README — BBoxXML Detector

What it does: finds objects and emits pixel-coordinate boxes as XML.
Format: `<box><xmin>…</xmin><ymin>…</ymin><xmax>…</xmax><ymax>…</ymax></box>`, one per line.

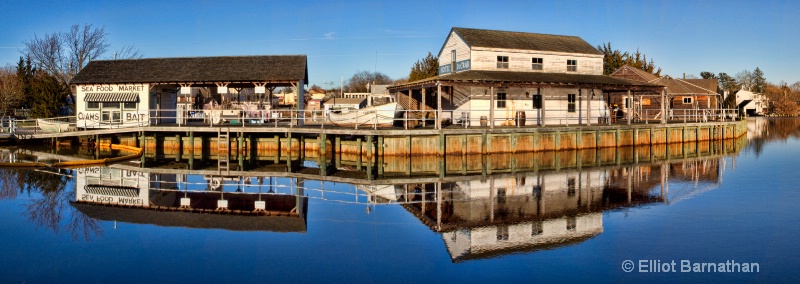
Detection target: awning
<box><xmin>84</xmin><ymin>185</ymin><xmax>140</xmax><ymax>197</ymax></box>
<box><xmin>84</xmin><ymin>93</ymin><xmax>139</xmax><ymax>102</ymax></box>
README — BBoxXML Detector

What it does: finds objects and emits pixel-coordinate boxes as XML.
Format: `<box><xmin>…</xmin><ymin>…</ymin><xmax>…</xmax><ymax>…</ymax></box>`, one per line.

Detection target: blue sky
<box><xmin>1</xmin><ymin>0</ymin><xmax>798</xmax><ymax>87</ymax></box>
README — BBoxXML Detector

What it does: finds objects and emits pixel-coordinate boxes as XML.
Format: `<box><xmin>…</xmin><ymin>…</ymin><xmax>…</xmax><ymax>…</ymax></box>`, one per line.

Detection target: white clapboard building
<box><xmin>390</xmin><ymin>27</ymin><xmax>662</xmax><ymax>127</ymax></box>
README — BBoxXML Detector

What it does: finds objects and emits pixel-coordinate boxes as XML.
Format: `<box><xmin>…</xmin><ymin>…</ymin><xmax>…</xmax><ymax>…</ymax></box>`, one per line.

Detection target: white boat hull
<box><xmin>328</xmin><ymin>102</ymin><xmax>402</xmax><ymax>127</ymax></box>
<box><xmin>37</xmin><ymin>119</ymin><xmax>71</xmax><ymax>132</ymax></box>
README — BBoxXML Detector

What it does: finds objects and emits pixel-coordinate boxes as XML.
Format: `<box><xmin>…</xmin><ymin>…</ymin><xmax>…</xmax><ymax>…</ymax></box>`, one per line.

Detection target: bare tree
<box><xmin>113</xmin><ymin>44</ymin><xmax>144</xmax><ymax>60</ymax></box>
<box><xmin>346</xmin><ymin>70</ymin><xmax>392</xmax><ymax>93</ymax></box>
<box><xmin>0</xmin><ymin>67</ymin><xmax>24</xmax><ymax>120</ymax></box>
<box><xmin>22</xmin><ymin>24</ymin><xmax>111</xmax><ymax>87</ymax></box>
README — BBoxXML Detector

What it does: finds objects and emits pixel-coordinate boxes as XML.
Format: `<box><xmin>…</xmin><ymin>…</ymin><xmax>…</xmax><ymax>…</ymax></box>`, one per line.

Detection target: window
<box><xmin>532</xmin><ymin>94</ymin><xmax>542</xmax><ymax>109</ymax></box>
<box><xmin>123</xmin><ymin>102</ymin><xmax>137</xmax><ymax>109</ymax></box>
<box><xmin>87</xmin><ymin>102</ymin><xmax>100</xmax><ymax>110</ymax></box>
<box><xmin>102</xmin><ymin>102</ymin><xmax>120</xmax><ymax>108</ymax></box>
<box><xmin>451</xmin><ymin>49</ymin><xmax>456</xmax><ymax>69</ymax></box>
<box><xmin>532</xmin><ymin>57</ymin><xmax>543</xmax><ymax>70</ymax></box>
<box><xmin>497</xmin><ymin>56</ymin><xmax>509</xmax><ymax>68</ymax></box>
<box><xmin>497</xmin><ymin>92</ymin><xmax>507</xmax><ymax>108</ymax></box>
<box><xmin>497</xmin><ymin>188</ymin><xmax>506</xmax><ymax>205</ymax></box>
<box><xmin>566</xmin><ymin>216</ymin><xmax>577</xmax><ymax>231</ymax></box>
<box><xmin>497</xmin><ymin>225</ymin><xmax>509</xmax><ymax>241</ymax></box>
<box><xmin>532</xmin><ymin>221</ymin><xmax>543</xmax><ymax>236</ymax></box>
<box><xmin>683</xmin><ymin>97</ymin><xmax>693</xmax><ymax>104</ymax></box>
<box><xmin>567</xmin><ymin>177</ymin><xmax>576</xmax><ymax>197</ymax></box>
<box><xmin>567</xmin><ymin>59</ymin><xmax>577</xmax><ymax>72</ymax></box>
<box><xmin>567</xmin><ymin>94</ymin><xmax>576</xmax><ymax>112</ymax></box>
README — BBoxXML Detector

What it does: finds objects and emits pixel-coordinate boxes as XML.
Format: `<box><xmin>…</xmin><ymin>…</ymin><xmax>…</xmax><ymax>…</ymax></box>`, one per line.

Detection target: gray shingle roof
<box><xmin>390</xmin><ymin>70</ymin><xmax>663</xmax><ymax>91</ymax></box>
<box><xmin>452</xmin><ymin>27</ymin><xmax>603</xmax><ymax>55</ymax></box>
<box><xmin>70</xmin><ymin>55</ymin><xmax>308</xmax><ymax>85</ymax></box>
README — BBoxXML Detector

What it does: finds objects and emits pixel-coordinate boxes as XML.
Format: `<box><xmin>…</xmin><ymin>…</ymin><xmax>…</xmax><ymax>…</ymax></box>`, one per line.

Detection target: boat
<box><xmin>37</xmin><ymin>119</ymin><xmax>71</xmax><ymax>132</ymax></box>
<box><xmin>327</xmin><ymin>95</ymin><xmax>403</xmax><ymax>127</ymax></box>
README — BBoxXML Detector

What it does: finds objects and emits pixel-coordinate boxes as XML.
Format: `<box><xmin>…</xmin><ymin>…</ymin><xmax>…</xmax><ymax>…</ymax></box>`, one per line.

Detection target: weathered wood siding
<box><xmin>469</xmin><ymin>49</ymin><xmax>603</xmax><ymax>75</ymax></box>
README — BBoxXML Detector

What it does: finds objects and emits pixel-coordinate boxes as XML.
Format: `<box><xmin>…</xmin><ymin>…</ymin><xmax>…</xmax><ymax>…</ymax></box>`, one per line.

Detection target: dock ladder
<box><xmin>217</xmin><ymin>127</ymin><xmax>230</xmax><ymax>174</ymax></box>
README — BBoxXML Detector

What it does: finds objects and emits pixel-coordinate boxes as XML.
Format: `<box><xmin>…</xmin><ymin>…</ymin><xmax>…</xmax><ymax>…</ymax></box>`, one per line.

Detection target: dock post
<box><xmin>176</xmin><ymin>134</ymin><xmax>181</xmax><ymax>162</ymax></box>
<box><xmin>249</xmin><ymin>134</ymin><xmax>256</xmax><ymax>167</ymax></box>
<box><xmin>377</xmin><ymin>136</ymin><xmax>383</xmax><ymax>177</ymax></box>
<box><xmin>287</xmin><ymin>132</ymin><xmax>293</xmax><ymax>172</ymax></box>
<box><xmin>482</xmin><ymin>132</ymin><xmax>488</xmax><ymax>155</ymax></box>
<box><xmin>320</xmin><ymin>133</ymin><xmax>327</xmax><ymax>176</ymax></box>
<box><xmin>335</xmin><ymin>135</ymin><xmax>341</xmax><ymax>169</ymax></box>
<box><xmin>139</xmin><ymin>132</ymin><xmax>146</xmax><ymax>167</ymax></box>
<box><xmin>238</xmin><ymin>132</ymin><xmax>245</xmax><ymax>170</ymax></box>
<box><xmin>188</xmin><ymin>131</ymin><xmax>194</xmax><ymax>170</ymax></box>
<box><xmin>356</xmin><ymin>137</ymin><xmax>362</xmax><ymax>172</ymax></box>
<box><xmin>366</xmin><ymin>135</ymin><xmax>373</xmax><ymax>180</ymax></box>
<box><xmin>274</xmin><ymin>134</ymin><xmax>280</xmax><ymax>165</ymax></box>
<box><xmin>555</xmin><ymin>131</ymin><xmax>561</xmax><ymax>151</ymax></box>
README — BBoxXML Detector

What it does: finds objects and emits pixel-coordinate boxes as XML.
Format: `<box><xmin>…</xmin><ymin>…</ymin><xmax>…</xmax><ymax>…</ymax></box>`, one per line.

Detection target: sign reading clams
<box><xmin>77</xmin><ymin>83</ymin><xmax>149</xmax><ymax>129</ymax></box>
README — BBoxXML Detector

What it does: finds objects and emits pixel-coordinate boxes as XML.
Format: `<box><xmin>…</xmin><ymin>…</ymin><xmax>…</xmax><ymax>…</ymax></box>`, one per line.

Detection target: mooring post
<box><xmin>320</xmin><ymin>133</ymin><xmax>327</xmax><ymax>176</ymax></box>
<box><xmin>274</xmin><ymin>134</ymin><xmax>280</xmax><ymax>165</ymax></box>
<box><xmin>287</xmin><ymin>132</ymin><xmax>293</xmax><ymax>172</ymax></box>
<box><xmin>140</xmin><ymin>132</ymin><xmax>146</xmax><ymax>167</ymax></box>
<box><xmin>335</xmin><ymin>135</ymin><xmax>341</xmax><ymax>169</ymax></box>
<box><xmin>238</xmin><ymin>132</ymin><xmax>245</xmax><ymax>171</ymax></box>
<box><xmin>188</xmin><ymin>131</ymin><xmax>194</xmax><ymax>170</ymax></box>
<box><xmin>366</xmin><ymin>135</ymin><xmax>373</xmax><ymax>180</ymax></box>
<box><xmin>377</xmin><ymin>136</ymin><xmax>383</xmax><ymax>177</ymax></box>
<box><xmin>175</xmin><ymin>134</ymin><xmax>181</xmax><ymax>162</ymax></box>
<box><xmin>356</xmin><ymin>137</ymin><xmax>362</xmax><ymax>172</ymax></box>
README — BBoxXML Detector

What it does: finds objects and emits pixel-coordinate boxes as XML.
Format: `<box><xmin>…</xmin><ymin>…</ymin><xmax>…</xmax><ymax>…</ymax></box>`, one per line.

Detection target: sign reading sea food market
<box><xmin>76</xmin><ymin>83</ymin><xmax>150</xmax><ymax>128</ymax></box>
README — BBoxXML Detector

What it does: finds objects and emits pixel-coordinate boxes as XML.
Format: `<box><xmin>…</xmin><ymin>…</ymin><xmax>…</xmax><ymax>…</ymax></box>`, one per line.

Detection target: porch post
<box><xmin>421</xmin><ymin>88</ymin><xmax>427</xmax><ymax>127</ymax></box>
<box><xmin>661</xmin><ymin>89</ymin><xmax>667</xmax><ymax>124</ymax></box>
<box><xmin>586</xmin><ymin>88</ymin><xmax>592</xmax><ymax>126</ymax></box>
<box><xmin>436</xmin><ymin>83</ymin><xmax>442</xmax><ymax>130</ymax></box>
<box><xmin>297</xmin><ymin>79</ymin><xmax>305</xmax><ymax>126</ymax></box>
<box><xmin>627</xmin><ymin>90</ymin><xmax>632</xmax><ymax>125</ymax></box>
<box><xmin>489</xmin><ymin>86</ymin><xmax>495</xmax><ymax>129</ymax></box>
<box><xmin>578</xmin><ymin>88</ymin><xmax>583</xmax><ymax>125</ymax></box>
<box><xmin>540</xmin><ymin>87</ymin><xmax>546</xmax><ymax>127</ymax></box>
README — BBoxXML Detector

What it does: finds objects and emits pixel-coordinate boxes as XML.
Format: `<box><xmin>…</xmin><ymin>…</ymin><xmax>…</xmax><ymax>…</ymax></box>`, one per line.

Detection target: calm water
<box><xmin>1</xmin><ymin>118</ymin><xmax>799</xmax><ymax>283</ymax></box>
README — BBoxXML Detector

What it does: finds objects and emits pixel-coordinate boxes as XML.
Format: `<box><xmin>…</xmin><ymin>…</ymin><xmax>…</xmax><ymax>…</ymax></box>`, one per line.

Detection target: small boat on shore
<box><xmin>327</xmin><ymin>95</ymin><xmax>403</xmax><ymax>127</ymax></box>
<box><xmin>37</xmin><ymin>119</ymin><xmax>71</xmax><ymax>133</ymax></box>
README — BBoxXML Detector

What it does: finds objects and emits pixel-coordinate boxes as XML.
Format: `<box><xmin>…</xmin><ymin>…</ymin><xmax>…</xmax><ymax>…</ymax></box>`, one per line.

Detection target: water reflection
<box><xmin>72</xmin><ymin>167</ymin><xmax>308</xmax><ymax>232</ymax></box>
<box><xmin>1</xmin><ymin>137</ymin><xmax>734</xmax><ymax>258</ymax></box>
<box><xmin>745</xmin><ymin>117</ymin><xmax>800</xmax><ymax>156</ymax></box>
<box><xmin>389</xmin><ymin>157</ymin><xmax>723</xmax><ymax>262</ymax></box>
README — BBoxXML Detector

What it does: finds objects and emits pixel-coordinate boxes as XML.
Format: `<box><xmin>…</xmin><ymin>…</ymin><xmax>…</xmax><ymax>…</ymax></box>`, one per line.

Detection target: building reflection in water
<box><xmin>8</xmin><ymin>140</ymin><xmax>730</xmax><ymax>257</ymax></box>
<box><xmin>71</xmin><ymin>167</ymin><xmax>308</xmax><ymax>232</ymax></box>
<box><xmin>365</xmin><ymin>157</ymin><xmax>724</xmax><ymax>262</ymax></box>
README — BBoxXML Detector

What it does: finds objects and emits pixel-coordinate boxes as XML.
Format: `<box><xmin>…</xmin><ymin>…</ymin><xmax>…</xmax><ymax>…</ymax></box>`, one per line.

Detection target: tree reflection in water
<box><xmin>0</xmin><ymin>168</ymin><xmax>101</xmax><ymax>240</ymax></box>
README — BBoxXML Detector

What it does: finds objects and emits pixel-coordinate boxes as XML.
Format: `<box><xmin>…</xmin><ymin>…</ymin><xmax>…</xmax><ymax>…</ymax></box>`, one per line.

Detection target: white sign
<box><xmin>217</xmin><ymin>86</ymin><xmax>228</xmax><ymax>94</ymax></box>
<box><xmin>255</xmin><ymin>86</ymin><xmax>266</xmax><ymax>94</ymax></box>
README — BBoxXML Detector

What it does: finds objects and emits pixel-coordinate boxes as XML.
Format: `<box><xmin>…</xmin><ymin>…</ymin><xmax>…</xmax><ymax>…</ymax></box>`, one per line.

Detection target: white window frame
<box><xmin>532</xmin><ymin>57</ymin><xmax>543</xmax><ymax>70</ymax></box>
<box><xmin>567</xmin><ymin>59</ymin><xmax>577</xmax><ymax>72</ymax></box>
<box><xmin>497</xmin><ymin>56</ymin><xmax>509</xmax><ymax>69</ymax></box>
<box><xmin>683</xmin><ymin>97</ymin><xmax>693</xmax><ymax>104</ymax></box>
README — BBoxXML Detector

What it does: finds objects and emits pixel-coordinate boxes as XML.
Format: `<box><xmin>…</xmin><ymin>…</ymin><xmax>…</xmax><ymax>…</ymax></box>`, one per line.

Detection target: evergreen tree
<box><xmin>409</xmin><ymin>52</ymin><xmax>439</xmax><ymax>82</ymax></box>
<box><xmin>597</xmin><ymin>43</ymin><xmax>661</xmax><ymax>76</ymax></box>
<box><xmin>29</xmin><ymin>73</ymin><xmax>68</xmax><ymax>118</ymax></box>
<box><xmin>752</xmin><ymin>67</ymin><xmax>766</xmax><ymax>94</ymax></box>
<box><xmin>16</xmin><ymin>56</ymin><xmax>36</xmax><ymax>109</ymax></box>
<box><xmin>700</xmin><ymin>72</ymin><xmax>717</xmax><ymax>80</ymax></box>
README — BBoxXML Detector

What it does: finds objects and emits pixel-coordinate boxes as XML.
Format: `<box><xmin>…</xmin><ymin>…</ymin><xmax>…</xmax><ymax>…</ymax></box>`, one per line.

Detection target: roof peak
<box><xmin>91</xmin><ymin>54</ymin><xmax>307</xmax><ymax>63</ymax></box>
<box><xmin>452</xmin><ymin>27</ymin><xmax>583</xmax><ymax>39</ymax></box>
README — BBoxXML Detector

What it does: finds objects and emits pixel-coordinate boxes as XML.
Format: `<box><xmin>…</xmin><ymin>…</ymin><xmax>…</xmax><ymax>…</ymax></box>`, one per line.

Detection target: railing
<box><xmin>5</xmin><ymin>107</ymin><xmax>741</xmax><ymax>135</ymax></box>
